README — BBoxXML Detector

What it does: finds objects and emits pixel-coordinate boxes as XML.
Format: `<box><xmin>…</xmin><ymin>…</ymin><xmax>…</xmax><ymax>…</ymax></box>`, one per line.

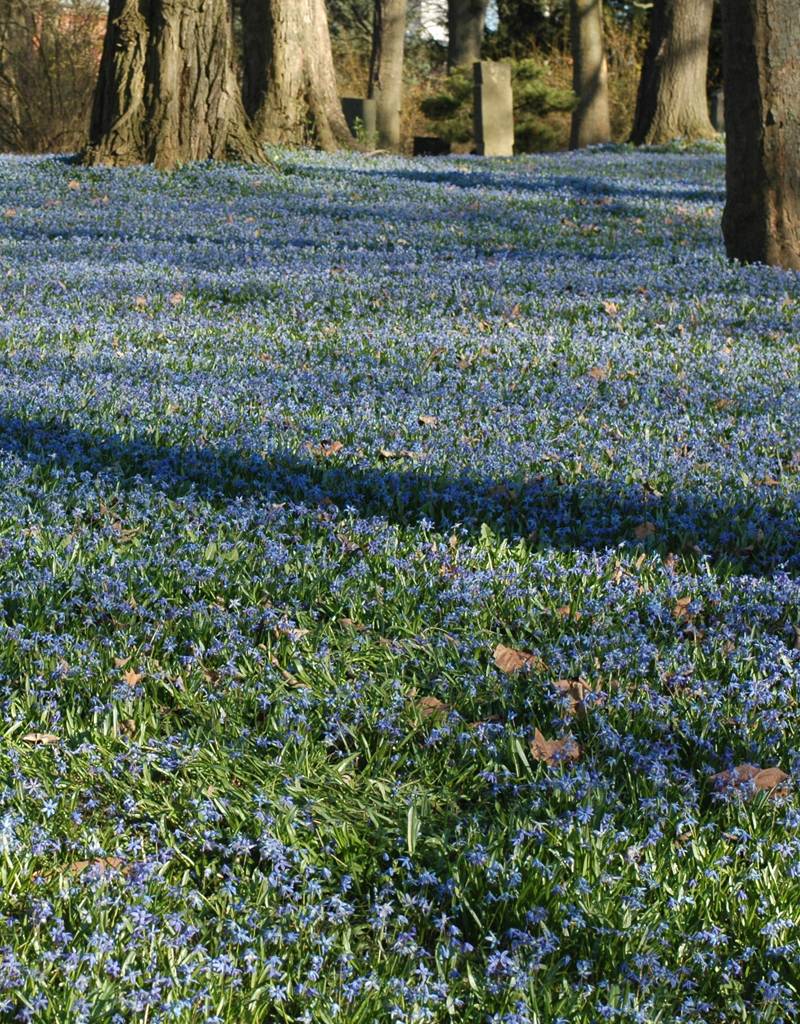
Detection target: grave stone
<box><xmin>473</xmin><ymin>61</ymin><xmax>514</xmax><ymax>157</ymax></box>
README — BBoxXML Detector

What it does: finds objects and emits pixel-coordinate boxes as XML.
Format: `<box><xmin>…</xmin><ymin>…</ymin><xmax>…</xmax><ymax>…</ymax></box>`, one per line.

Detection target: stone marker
<box><xmin>341</xmin><ymin>98</ymin><xmax>377</xmax><ymax>142</ymax></box>
<box><xmin>473</xmin><ymin>61</ymin><xmax>514</xmax><ymax>157</ymax></box>
<box><xmin>413</xmin><ymin>136</ymin><xmax>451</xmax><ymax>157</ymax></box>
<box><xmin>710</xmin><ymin>88</ymin><xmax>724</xmax><ymax>132</ymax></box>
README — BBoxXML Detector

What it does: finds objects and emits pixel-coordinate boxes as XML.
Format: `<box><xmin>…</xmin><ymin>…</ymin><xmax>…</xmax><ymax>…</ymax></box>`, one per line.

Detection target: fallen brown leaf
<box><xmin>493</xmin><ymin>643</ymin><xmax>546</xmax><ymax>674</ymax></box>
<box><xmin>378</xmin><ymin>447</ymin><xmax>416</xmax><ymax>460</ymax></box>
<box><xmin>68</xmin><ymin>856</ymin><xmax>125</xmax><ymax>876</ymax></box>
<box><xmin>634</xmin><ymin>521</ymin><xmax>656</xmax><ymax>540</ymax></box>
<box><xmin>21</xmin><ymin>732</ymin><xmax>59</xmax><ymax>746</ymax></box>
<box><xmin>530</xmin><ymin>728</ymin><xmax>581</xmax><ymax>766</ymax></box>
<box><xmin>275</xmin><ymin>625</ymin><xmax>309</xmax><ymax>641</ymax></box>
<box><xmin>710</xmin><ymin>763</ymin><xmax>789</xmax><ymax>798</ymax></box>
<box><xmin>338</xmin><ymin>617</ymin><xmax>366</xmax><ymax>631</ymax></box>
<box><xmin>417</xmin><ymin>695</ymin><xmax>450</xmax><ymax>719</ymax></box>
<box><xmin>122</xmin><ymin>668</ymin><xmax>143</xmax><ymax>687</ymax></box>
<box><xmin>306</xmin><ymin>440</ymin><xmax>343</xmax><ymax>458</ymax></box>
<box><xmin>552</xmin><ymin>678</ymin><xmax>595</xmax><ymax>717</ymax></box>
<box><xmin>269</xmin><ymin>654</ymin><xmax>307</xmax><ymax>688</ymax></box>
<box><xmin>418</xmin><ymin>415</ymin><xmax>438</xmax><ymax>427</ymax></box>
<box><xmin>587</xmin><ymin>363</ymin><xmax>610</xmax><ymax>382</ymax></box>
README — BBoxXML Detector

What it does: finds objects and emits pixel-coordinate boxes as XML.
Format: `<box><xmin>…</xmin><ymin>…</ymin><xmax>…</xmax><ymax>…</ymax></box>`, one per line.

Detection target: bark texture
<box><xmin>0</xmin><ymin>0</ymin><xmax>24</xmax><ymax>149</ymax></box>
<box><xmin>368</xmin><ymin>0</ymin><xmax>406</xmax><ymax>149</ymax></box>
<box><xmin>721</xmin><ymin>0</ymin><xmax>800</xmax><ymax>268</ymax></box>
<box><xmin>569</xmin><ymin>0</ymin><xmax>610</xmax><ymax>149</ymax></box>
<box><xmin>85</xmin><ymin>0</ymin><xmax>262</xmax><ymax>169</ymax></box>
<box><xmin>241</xmin><ymin>0</ymin><xmax>352</xmax><ymax>150</ymax></box>
<box><xmin>447</xmin><ymin>0</ymin><xmax>488</xmax><ymax>72</ymax></box>
<box><xmin>631</xmin><ymin>0</ymin><xmax>715</xmax><ymax>145</ymax></box>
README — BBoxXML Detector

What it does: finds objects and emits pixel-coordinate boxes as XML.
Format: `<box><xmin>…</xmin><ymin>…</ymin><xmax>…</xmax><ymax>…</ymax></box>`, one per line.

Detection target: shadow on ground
<box><xmin>0</xmin><ymin>413</ymin><xmax>796</xmax><ymax>574</ymax></box>
<box><xmin>351</xmin><ymin>165</ymin><xmax>725</xmax><ymax>206</ymax></box>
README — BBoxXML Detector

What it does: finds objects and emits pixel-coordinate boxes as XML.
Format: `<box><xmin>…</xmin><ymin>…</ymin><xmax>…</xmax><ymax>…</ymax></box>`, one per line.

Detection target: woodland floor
<box><xmin>0</xmin><ymin>142</ymin><xmax>800</xmax><ymax>1023</ymax></box>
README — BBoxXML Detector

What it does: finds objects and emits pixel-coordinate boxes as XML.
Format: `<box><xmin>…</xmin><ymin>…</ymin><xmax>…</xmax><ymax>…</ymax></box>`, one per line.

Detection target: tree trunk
<box><xmin>241</xmin><ymin>0</ymin><xmax>352</xmax><ymax>150</ymax></box>
<box><xmin>447</xmin><ymin>0</ymin><xmax>488</xmax><ymax>72</ymax></box>
<box><xmin>630</xmin><ymin>0</ymin><xmax>715</xmax><ymax>145</ymax></box>
<box><xmin>368</xmin><ymin>0</ymin><xmax>406</xmax><ymax>149</ymax></box>
<box><xmin>721</xmin><ymin>0</ymin><xmax>800</xmax><ymax>269</ymax></box>
<box><xmin>85</xmin><ymin>0</ymin><xmax>262</xmax><ymax>170</ymax></box>
<box><xmin>0</xmin><ymin>0</ymin><xmax>25</xmax><ymax>150</ymax></box>
<box><xmin>569</xmin><ymin>0</ymin><xmax>610</xmax><ymax>148</ymax></box>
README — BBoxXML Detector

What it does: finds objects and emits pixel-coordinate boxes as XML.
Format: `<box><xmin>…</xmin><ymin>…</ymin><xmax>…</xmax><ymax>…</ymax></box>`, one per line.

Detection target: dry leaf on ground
<box><xmin>493</xmin><ymin>643</ymin><xmax>546</xmax><ymax>674</ymax></box>
<box><xmin>552</xmin><ymin>678</ymin><xmax>596</xmax><ymax>718</ymax></box>
<box><xmin>416</xmin><ymin>695</ymin><xmax>450</xmax><ymax>719</ymax></box>
<box><xmin>587</xmin><ymin>364</ymin><xmax>610</xmax><ymax>382</ymax></box>
<box><xmin>530</xmin><ymin>728</ymin><xmax>581</xmax><ymax>766</ymax></box>
<box><xmin>306</xmin><ymin>440</ymin><xmax>343</xmax><ymax>458</ymax></box>
<box><xmin>710</xmin><ymin>764</ymin><xmax>789</xmax><ymax>798</ymax></box>
<box><xmin>21</xmin><ymin>732</ymin><xmax>59</xmax><ymax>746</ymax></box>
<box><xmin>68</xmin><ymin>856</ymin><xmax>126</xmax><ymax>876</ymax></box>
<box><xmin>378</xmin><ymin>447</ymin><xmax>416</xmax><ymax>460</ymax></box>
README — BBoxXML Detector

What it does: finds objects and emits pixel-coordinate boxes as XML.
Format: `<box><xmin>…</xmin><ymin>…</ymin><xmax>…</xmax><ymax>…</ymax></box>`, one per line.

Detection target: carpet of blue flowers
<box><xmin>0</xmin><ymin>143</ymin><xmax>799</xmax><ymax>1023</ymax></box>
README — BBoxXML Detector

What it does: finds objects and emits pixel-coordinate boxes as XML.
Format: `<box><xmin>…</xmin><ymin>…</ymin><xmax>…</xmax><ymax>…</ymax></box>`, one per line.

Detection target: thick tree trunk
<box><xmin>630</xmin><ymin>0</ymin><xmax>715</xmax><ymax>145</ymax></box>
<box><xmin>721</xmin><ymin>0</ymin><xmax>800</xmax><ymax>269</ymax></box>
<box><xmin>569</xmin><ymin>0</ymin><xmax>610</xmax><ymax>149</ymax></box>
<box><xmin>85</xmin><ymin>0</ymin><xmax>262</xmax><ymax>169</ymax></box>
<box><xmin>241</xmin><ymin>0</ymin><xmax>352</xmax><ymax>150</ymax></box>
<box><xmin>447</xmin><ymin>0</ymin><xmax>488</xmax><ymax>72</ymax></box>
<box><xmin>368</xmin><ymin>0</ymin><xmax>406</xmax><ymax>149</ymax></box>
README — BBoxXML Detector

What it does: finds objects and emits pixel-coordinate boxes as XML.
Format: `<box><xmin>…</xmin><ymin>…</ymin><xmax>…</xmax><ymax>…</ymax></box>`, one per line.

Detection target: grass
<box><xmin>0</xmin><ymin>141</ymin><xmax>799</xmax><ymax>1023</ymax></box>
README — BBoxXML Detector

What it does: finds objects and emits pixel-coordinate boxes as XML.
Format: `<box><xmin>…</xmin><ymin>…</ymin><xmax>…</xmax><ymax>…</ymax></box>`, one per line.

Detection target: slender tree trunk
<box><xmin>241</xmin><ymin>0</ymin><xmax>352</xmax><ymax>150</ymax></box>
<box><xmin>569</xmin><ymin>0</ymin><xmax>610</xmax><ymax>148</ymax></box>
<box><xmin>721</xmin><ymin>0</ymin><xmax>800</xmax><ymax>269</ymax></box>
<box><xmin>85</xmin><ymin>0</ymin><xmax>262</xmax><ymax>170</ymax></box>
<box><xmin>368</xmin><ymin>0</ymin><xmax>406</xmax><ymax>149</ymax></box>
<box><xmin>447</xmin><ymin>0</ymin><xmax>488</xmax><ymax>72</ymax></box>
<box><xmin>0</xmin><ymin>0</ymin><xmax>24</xmax><ymax>150</ymax></box>
<box><xmin>630</xmin><ymin>0</ymin><xmax>715</xmax><ymax>145</ymax></box>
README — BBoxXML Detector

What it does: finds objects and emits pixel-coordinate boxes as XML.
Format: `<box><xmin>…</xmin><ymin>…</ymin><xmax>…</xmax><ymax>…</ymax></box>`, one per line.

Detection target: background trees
<box><xmin>0</xmin><ymin>0</ymin><xmax>102</xmax><ymax>153</ymax></box>
<box><xmin>86</xmin><ymin>0</ymin><xmax>262</xmax><ymax>169</ymax></box>
<box><xmin>447</xmin><ymin>0</ymin><xmax>489</xmax><ymax>70</ymax></box>
<box><xmin>0</xmin><ymin>0</ymin><xmax>660</xmax><ymax>160</ymax></box>
<box><xmin>721</xmin><ymin>0</ymin><xmax>799</xmax><ymax>269</ymax></box>
<box><xmin>369</xmin><ymin>0</ymin><xmax>408</xmax><ymax>148</ymax></box>
<box><xmin>630</xmin><ymin>0</ymin><xmax>715</xmax><ymax>145</ymax></box>
<box><xmin>569</xmin><ymin>0</ymin><xmax>610</xmax><ymax>148</ymax></box>
<box><xmin>1</xmin><ymin>0</ymin><xmax>798</xmax><ymax>277</ymax></box>
<box><xmin>240</xmin><ymin>0</ymin><xmax>353</xmax><ymax>149</ymax></box>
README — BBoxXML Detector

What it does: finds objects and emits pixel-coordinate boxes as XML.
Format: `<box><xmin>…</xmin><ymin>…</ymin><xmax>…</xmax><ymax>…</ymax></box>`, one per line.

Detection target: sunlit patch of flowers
<box><xmin>0</xmin><ymin>142</ymin><xmax>798</xmax><ymax>1022</ymax></box>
